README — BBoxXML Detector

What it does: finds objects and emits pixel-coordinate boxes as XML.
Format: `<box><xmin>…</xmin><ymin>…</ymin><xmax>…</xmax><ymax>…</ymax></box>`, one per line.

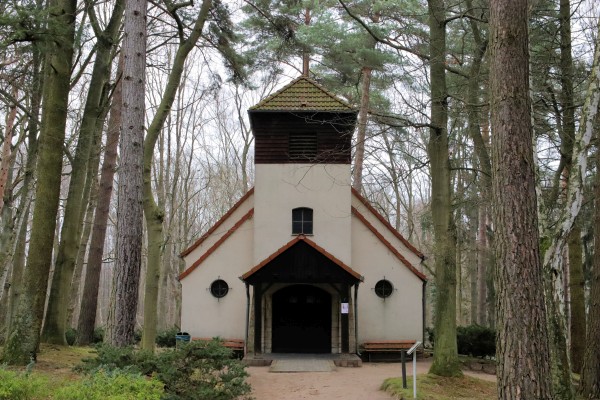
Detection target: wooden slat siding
<box><xmin>351</xmin><ymin>187</ymin><xmax>424</xmax><ymax>259</ymax></box>
<box><xmin>251</xmin><ymin>112</ymin><xmax>354</xmax><ymax>164</ymax></box>
<box><xmin>351</xmin><ymin>206</ymin><xmax>427</xmax><ymax>282</ymax></box>
<box><xmin>255</xmin><ymin>135</ymin><xmax>288</xmax><ymax>163</ymax></box>
<box><xmin>180</xmin><ymin>188</ymin><xmax>254</xmax><ymax>258</ymax></box>
<box><xmin>178</xmin><ymin>209</ymin><xmax>254</xmax><ymax>280</ymax></box>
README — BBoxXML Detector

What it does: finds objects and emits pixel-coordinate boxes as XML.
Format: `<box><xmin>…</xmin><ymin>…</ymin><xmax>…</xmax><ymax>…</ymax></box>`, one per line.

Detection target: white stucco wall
<box><xmin>180</xmin><ymin>163</ymin><xmax>426</xmax><ymax>350</ymax></box>
<box><xmin>180</xmin><ymin>218</ymin><xmax>254</xmax><ymax>339</ymax></box>
<box><xmin>254</xmin><ymin>163</ymin><xmax>352</xmax><ymax>265</ymax></box>
<box><xmin>351</xmin><ymin>195</ymin><xmax>424</xmax><ymax>271</ymax></box>
<box><xmin>351</xmin><ymin>215</ymin><xmax>424</xmax><ymax>342</ymax></box>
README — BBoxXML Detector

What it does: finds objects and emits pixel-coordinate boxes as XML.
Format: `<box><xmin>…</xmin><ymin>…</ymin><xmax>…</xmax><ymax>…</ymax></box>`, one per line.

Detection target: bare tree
<box><xmin>2</xmin><ymin>0</ymin><xmax>78</xmax><ymax>364</ymax></box>
<box><xmin>76</xmin><ymin>54</ymin><xmax>123</xmax><ymax>345</ymax></box>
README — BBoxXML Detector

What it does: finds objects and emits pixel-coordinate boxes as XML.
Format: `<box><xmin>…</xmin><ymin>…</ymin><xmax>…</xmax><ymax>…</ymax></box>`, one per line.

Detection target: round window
<box><xmin>210</xmin><ymin>279</ymin><xmax>229</xmax><ymax>298</ymax></box>
<box><xmin>374</xmin><ymin>279</ymin><xmax>393</xmax><ymax>298</ymax></box>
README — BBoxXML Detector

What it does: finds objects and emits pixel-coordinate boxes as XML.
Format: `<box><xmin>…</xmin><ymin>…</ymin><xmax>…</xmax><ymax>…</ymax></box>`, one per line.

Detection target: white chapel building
<box><xmin>179</xmin><ymin>76</ymin><xmax>427</xmax><ymax>357</ymax></box>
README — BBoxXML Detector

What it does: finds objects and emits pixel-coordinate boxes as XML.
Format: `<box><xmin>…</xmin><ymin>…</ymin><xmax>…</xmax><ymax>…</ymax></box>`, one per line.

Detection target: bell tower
<box><xmin>248</xmin><ymin>77</ymin><xmax>357</xmax><ymax>264</ymax></box>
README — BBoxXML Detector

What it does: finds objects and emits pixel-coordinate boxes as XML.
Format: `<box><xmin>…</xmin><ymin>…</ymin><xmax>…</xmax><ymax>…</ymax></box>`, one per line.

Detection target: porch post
<box><xmin>341</xmin><ymin>284</ymin><xmax>349</xmax><ymax>353</ymax></box>
<box><xmin>253</xmin><ymin>283</ymin><xmax>262</xmax><ymax>353</ymax></box>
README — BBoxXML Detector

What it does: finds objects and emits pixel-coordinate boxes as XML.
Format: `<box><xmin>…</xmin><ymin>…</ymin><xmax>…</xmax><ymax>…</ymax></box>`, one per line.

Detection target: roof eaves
<box><xmin>179</xmin><ymin>208</ymin><xmax>254</xmax><ymax>281</ymax></box>
<box><xmin>249</xmin><ymin>76</ymin><xmax>354</xmax><ymax>112</ymax></box>
<box><xmin>351</xmin><ymin>187</ymin><xmax>424</xmax><ymax>259</ymax></box>
<box><xmin>351</xmin><ymin>206</ymin><xmax>427</xmax><ymax>282</ymax></box>
<box><xmin>240</xmin><ymin>235</ymin><xmax>363</xmax><ymax>282</ymax></box>
<box><xmin>180</xmin><ymin>188</ymin><xmax>254</xmax><ymax>258</ymax></box>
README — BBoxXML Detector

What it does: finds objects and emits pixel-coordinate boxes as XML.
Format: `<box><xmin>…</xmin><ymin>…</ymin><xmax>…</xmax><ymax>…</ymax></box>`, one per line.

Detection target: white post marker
<box><xmin>406</xmin><ymin>341</ymin><xmax>422</xmax><ymax>399</ymax></box>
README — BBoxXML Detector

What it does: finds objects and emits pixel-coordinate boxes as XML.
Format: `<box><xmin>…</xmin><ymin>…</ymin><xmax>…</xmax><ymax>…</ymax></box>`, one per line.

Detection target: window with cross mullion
<box><xmin>292</xmin><ymin>207</ymin><xmax>313</xmax><ymax>235</ymax></box>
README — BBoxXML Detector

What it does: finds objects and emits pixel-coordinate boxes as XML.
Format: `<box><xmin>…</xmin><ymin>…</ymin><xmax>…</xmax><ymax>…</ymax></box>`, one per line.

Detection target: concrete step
<box><xmin>269</xmin><ymin>359</ymin><xmax>336</xmax><ymax>372</ymax></box>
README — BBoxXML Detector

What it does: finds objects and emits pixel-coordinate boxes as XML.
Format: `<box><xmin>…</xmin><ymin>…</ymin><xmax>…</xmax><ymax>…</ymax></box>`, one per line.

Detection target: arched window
<box><xmin>292</xmin><ymin>207</ymin><xmax>313</xmax><ymax>235</ymax></box>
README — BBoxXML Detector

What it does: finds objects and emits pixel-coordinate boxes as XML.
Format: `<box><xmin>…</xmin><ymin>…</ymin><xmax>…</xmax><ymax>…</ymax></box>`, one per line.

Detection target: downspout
<box><xmin>354</xmin><ymin>283</ymin><xmax>360</xmax><ymax>355</ymax></box>
<box><xmin>422</xmin><ymin>281</ymin><xmax>426</xmax><ymax>346</ymax></box>
<box><xmin>245</xmin><ymin>282</ymin><xmax>250</xmax><ymax>356</ymax></box>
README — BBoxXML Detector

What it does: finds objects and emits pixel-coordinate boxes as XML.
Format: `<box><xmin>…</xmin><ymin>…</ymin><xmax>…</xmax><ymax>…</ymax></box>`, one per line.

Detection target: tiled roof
<box><xmin>351</xmin><ymin>188</ymin><xmax>424</xmax><ymax>259</ymax></box>
<box><xmin>180</xmin><ymin>188</ymin><xmax>254</xmax><ymax>258</ymax></box>
<box><xmin>249</xmin><ymin>76</ymin><xmax>355</xmax><ymax>111</ymax></box>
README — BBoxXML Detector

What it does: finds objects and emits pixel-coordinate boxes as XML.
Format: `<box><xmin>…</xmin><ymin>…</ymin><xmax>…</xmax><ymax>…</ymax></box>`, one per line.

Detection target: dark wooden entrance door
<box><xmin>272</xmin><ymin>285</ymin><xmax>332</xmax><ymax>353</ymax></box>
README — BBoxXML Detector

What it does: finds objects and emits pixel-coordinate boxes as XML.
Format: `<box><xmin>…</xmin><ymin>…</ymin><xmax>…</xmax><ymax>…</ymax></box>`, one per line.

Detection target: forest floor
<box><xmin>1</xmin><ymin>345</ymin><xmax>497</xmax><ymax>400</ymax></box>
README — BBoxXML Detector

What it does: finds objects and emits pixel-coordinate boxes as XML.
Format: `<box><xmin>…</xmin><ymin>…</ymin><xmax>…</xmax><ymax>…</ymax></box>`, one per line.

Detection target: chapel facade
<box><xmin>179</xmin><ymin>76</ymin><xmax>427</xmax><ymax>356</ymax></box>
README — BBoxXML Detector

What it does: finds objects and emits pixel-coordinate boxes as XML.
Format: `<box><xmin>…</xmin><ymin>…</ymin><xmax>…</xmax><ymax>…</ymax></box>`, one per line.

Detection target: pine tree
<box><xmin>489</xmin><ymin>0</ymin><xmax>552</xmax><ymax>396</ymax></box>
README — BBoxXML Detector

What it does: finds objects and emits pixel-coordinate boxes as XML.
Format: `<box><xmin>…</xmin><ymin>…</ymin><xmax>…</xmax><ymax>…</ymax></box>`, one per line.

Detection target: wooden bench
<box><xmin>191</xmin><ymin>337</ymin><xmax>245</xmax><ymax>353</ymax></box>
<box><xmin>361</xmin><ymin>340</ymin><xmax>416</xmax><ymax>362</ymax></box>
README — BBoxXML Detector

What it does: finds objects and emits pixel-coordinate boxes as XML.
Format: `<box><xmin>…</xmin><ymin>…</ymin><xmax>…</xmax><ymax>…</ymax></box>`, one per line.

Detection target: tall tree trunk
<box><xmin>141</xmin><ymin>0</ymin><xmax>212</xmax><ymax>351</ymax></box>
<box><xmin>5</xmin><ymin>203</ymin><xmax>30</xmax><ymax>339</ymax></box>
<box><xmin>476</xmin><ymin>205</ymin><xmax>487</xmax><ymax>325</ymax></box>
<box><xmin>489</xmin><ymin>0</ymin><xmax>552</xmax><ymax>397</ymax></box>
<box><xmin>0</xmin><ymin>167</ymin><xmax>16</xmax><ymax>341</ymax></box>
<box><xmin>42</xmin><ymin>0</ymin><xmax>123</xmax><ymax>344</ymax></box>
<box><xmin>568</xmin><ymin>222</ymin><xmax>585</xmax><ymax>373</ymax></box>
<box><xmin>558</xmin><ymin>0</ymin><xmax>585</xmax><ymax>377</ymax></box>
<box><xmin>76</xmin><ymin>54</ymin><xmax>123</xmax><ymax>345</ymax></box>
<box><xmin>463</xmin><ymin>0</ymin><xmax>489</xmax><ymax>328</ymax></box>
<box><xmin>4</xmin><ymin>44</ymin><xmax>42</xmax><ymax>341</ymax></box>
<box><xmin>1</xmin><ymin>0</ymin><xmax>77</xmax><ymax>365</ymax></box>
<box><xmin>427</xmin><ymin>0</ymin><xmax>460</xmax><ymax>377</ymax></box>
<box><xmin>352</xmin><ymin>66</ymin><xmax>372</xmax><ymax>194</ymax></box>
<box><xmin>540</xmin><ymin>11</ymin><xmax>600</xmax><ymax>396</ymax></box>
<box><xmin>0</xmin><ymin>83</ymin><xmax>19</xmax><ymax>216</ymax></box>
<box><xmin>579</xmin><ymin>162</ymin><xmax>600</xmax><ymax>398</ymax></box>
<box><xmin>68</xmin><ymin>170</ymin><xmax>99</xmax><ymax>328</ymax></box>
<box><xmin>104</xmin><ymin>0</ymin><xmax>147</xmax><ymax>348</ymax></box>
<box><xmin>578</xmin><ymin>19</ymin><xmax>600</xmax><ymax>400</ymax></box>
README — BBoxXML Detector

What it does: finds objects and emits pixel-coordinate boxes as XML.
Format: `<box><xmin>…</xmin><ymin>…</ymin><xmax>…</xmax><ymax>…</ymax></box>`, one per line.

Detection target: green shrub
<box><xmin>65</xmin><ymin>328</ymin><xmax>77</xmax><ymax>346</ymax></box>
<box><xmin>92</xmin><ymin>327</ymin><xmax>104</xmax><ymax>344</ymax></box>
<box><xmin>54</xmin><ymin>368</ymin><xmax>163</xmax><ymax>400</ymax></box>
<box><xmin>134</xmin><ymin>329</ymin><xmax>142</xmax><ymax>343</ymax></box>
<box><xmin>76</xmin><ymin>339</ymin><xmax>252</xmax><ymax>400</ymax></box>
<box><xmin>427</xmin><ymin>325</ymin><xmax>496</xmax><ymax>358</ymax></box>
<box><xmin>0</xmin><ymin>368</ymin><xmax>48</xmax><ymax>400</ymax></box>
<box><xmin>77</xmin><ymin>344</ymin><xmax>157</xmax><ymax>375</ymax></box>
<box><xmin>457</xmin><ymin>325</ymin><xmax>496</xmax><ymax>358</ymax></box>
<box><xmin>155</xmin><ymin>326</ymin><xmax>180</xmax><ymax>348</ymax></box>
<box><xmin>156</xmin><ymin>340</ymin><xmax>251</xmax><ymax>400</ymax></box>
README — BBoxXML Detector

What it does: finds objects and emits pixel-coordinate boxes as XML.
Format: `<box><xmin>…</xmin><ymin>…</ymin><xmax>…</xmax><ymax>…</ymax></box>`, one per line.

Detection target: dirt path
<box><xmin>246</xmin><ymin>359</ymin><xmax>495</xmax><ymax>400</ymax></box>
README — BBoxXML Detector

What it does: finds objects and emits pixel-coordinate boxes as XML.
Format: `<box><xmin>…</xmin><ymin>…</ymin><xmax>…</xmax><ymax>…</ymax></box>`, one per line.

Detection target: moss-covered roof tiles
<box><xmin>249</xmin><ymin>76</ymin><xmax>355</xmax><ymax>112</ymax></box>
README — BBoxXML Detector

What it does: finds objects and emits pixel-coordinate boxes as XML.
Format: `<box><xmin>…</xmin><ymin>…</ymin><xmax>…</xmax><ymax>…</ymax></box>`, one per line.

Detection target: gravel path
<box><xmin>246</xmin><ymin>359</ymin><xmax>495</xmax><ymax>400</ymax></box>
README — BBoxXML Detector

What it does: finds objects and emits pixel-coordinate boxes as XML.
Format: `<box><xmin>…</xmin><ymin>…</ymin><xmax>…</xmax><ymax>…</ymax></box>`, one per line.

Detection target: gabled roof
<box><xmin>241</xmin><ymin>235</ymin><xmax>364</xmax><ymax>282</ymax></box>
<box><xmin>179</xmin><ymin>208</ymin><xmax>254</xmax><ymax>281</ymax></box>
<box><xmin>180</xmin><ymin>188</ymin><xmax>254</xmax><ymax>258</ymax></box>
<box><xmin>351</xmin><ymin>206</ymin><xmax>427</xmax><ymax>282</ymax></box>
<box><xmin>351</xmin><ymin>187</ymin><xmax>424</xmax><ymax>259</ymax></box>
<box><xmin>249</xmin><ymin>76</ymin><xmax>355</xmax><ymax>112</ymax></box>
<box><xmin>178</xmin><ymin>186</ymin><xmax>426</xmax><ymax>282</ymax></box>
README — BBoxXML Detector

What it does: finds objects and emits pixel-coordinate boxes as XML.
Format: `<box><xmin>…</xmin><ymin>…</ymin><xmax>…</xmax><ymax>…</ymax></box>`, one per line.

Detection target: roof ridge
<box><xmin>249</xmin><ymin>76</ymin><xmax>354</xmax><ymax>111</ymax></box>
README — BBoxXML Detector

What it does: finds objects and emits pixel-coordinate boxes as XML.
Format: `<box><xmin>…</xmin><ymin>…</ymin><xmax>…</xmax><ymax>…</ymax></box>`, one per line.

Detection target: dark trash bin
<box><xmin>175</xmin><ymin>332</ymin><xmax>191</xmax><ymax>348</ymax></box>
